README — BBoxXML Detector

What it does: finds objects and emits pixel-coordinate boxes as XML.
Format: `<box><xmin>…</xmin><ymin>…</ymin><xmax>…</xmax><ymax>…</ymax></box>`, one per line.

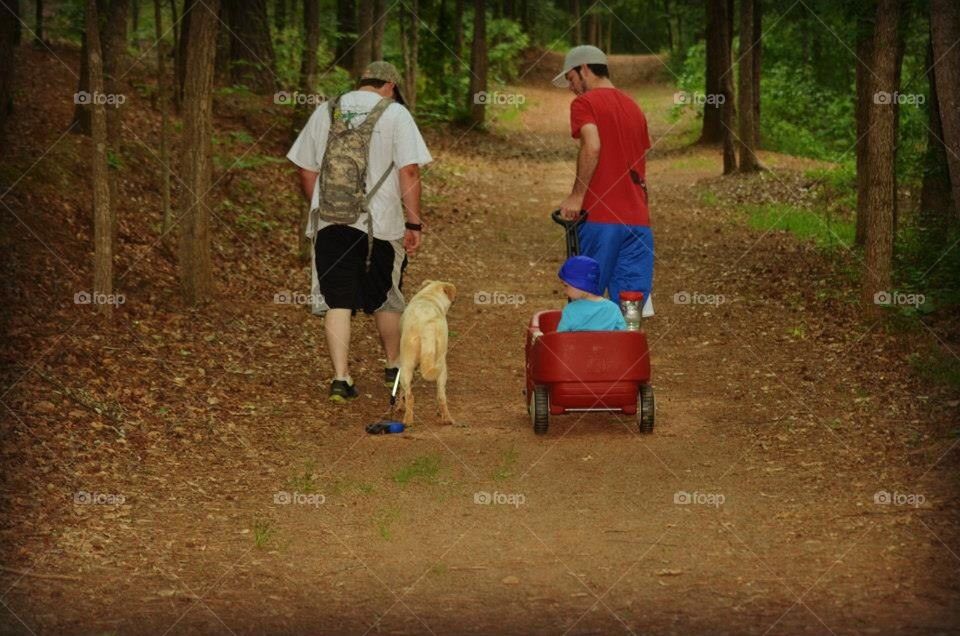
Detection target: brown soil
<box><xmin>1</xmin><ymin>45</ymin><xmax>959</xmax><ymax>635</ymax></box>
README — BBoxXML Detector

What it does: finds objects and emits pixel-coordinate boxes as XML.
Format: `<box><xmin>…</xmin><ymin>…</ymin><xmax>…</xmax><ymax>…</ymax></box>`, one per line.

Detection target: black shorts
<box><xmin>314</xmin><ymin>225</ymin><xmax>407</xmax><ymax>314</ymax></box>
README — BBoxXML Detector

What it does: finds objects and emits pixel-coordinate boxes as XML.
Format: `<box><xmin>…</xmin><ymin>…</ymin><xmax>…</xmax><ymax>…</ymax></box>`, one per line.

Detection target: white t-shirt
<box><xmin>286</xmin><ymin>91</ymin><xmax>432</xmax><ymax>241</ymax></box>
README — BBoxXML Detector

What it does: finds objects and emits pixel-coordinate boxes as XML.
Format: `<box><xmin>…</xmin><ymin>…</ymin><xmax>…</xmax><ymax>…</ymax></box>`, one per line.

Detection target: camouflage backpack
<box><xmin>316</xmin><ymin>95</ymin><xmax>395</xmax><ymax>268</ymax></box>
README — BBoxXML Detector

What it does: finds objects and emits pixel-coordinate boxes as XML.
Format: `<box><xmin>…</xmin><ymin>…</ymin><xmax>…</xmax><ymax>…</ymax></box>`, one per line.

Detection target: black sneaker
<box><xmin>384</xmin><ymin>367</ymin><xmax>399</xmax><ymax>388</ymax></box>
<box><xmin>329</xmin><ymin>379</ymin><xmax>359</xmax><ymax>402</ymax></box>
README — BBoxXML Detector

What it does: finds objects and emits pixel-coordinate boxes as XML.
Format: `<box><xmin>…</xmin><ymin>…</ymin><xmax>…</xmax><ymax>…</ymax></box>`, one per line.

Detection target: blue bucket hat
<box><xmin>558</xmin><ymin>255</ymin><xmax>602</xmax><ymax>296</ymax></box>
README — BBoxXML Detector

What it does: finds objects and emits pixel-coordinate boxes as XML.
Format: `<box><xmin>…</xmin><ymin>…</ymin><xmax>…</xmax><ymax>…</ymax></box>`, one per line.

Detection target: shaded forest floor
<box><xmin>1</xmin><ymin>44</ymin><xmax>960</xmax><ymax>635</ymax></box>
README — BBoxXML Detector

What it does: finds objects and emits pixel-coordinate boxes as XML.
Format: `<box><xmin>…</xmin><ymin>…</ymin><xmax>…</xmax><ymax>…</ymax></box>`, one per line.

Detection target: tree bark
<box><xmin>34</xmin><ymin>0</ymin><xmax>43</xmax><ymax>45</ymax></box>
<box><xmin>296</xmin><ymin>0</ymin><xmax>319</xmax><ymax>263</ymax></box>
<box><xmin>101</xmin><ymin>0</ymin><xmax>129</xmax><ymax>153</ymax></box>
<box><xmin>130</xmin><ymin>0</ymin><xmax>139</xmax><ymax>34</ymax></box>
<box><xmin>700</xmin><ymin>0</ymin><xmax>726</xmax><ymax>144</ymax></box>
<box><xmin>274</xmin><ymin>0</ymin><xmax>286</xmax><ymax>31</ymax></box>
<box><xmin>155</xmin><ymin>0</ymin><xmax>173</xmax><ymax>246</ymax></box>
<box><xmin>751</xmin><ymin>0</ymin><xmax>761</xmax><ymax>144</ymax></box>
<box><xmin>354</xmin><ymin>0</ymin><xmax>373</xmax><ymax>76</ymax></box>
<box><xmin>178</xmin><ymin>0</ymin><xmax>220</xmax><ymax>305</ymax></box>
<box><xmin>1</xmin><ymin>0</ymin><xmax>19</xmax><ymax>147</ymax></box>
<box><xmin>921</xmin><ymin>33</ymin><xmax>954</xmax><ymax>230</ymax></box>
<box><xmin>854</xmin><ymin>7</ymin><xmax>874</xmax><ymax>246</ymax></box>
<box><xmin>861</xmin><ymin>0</ymin><xmax>901</xmax><ymax>317</ymax></box>
<box><xmin>371</xmin><ymin>0</ymin><xmax>386</xmax><ymax>60</ymax></box>
<box><xmin>720</xmin><ymin>0</ymin><xmax>736</xmax><ymax>172</ymax></box>
<box><xmin>176</xmin><ymin>0</ymin><xmax>191</xmax><ymax>106</ymax></box>
<box><xmin>400</xmin><ymin>0</ymin><xmax>419</xmax><ymax>111</ymax></box>
<box><xmin>453</xmin><ymin>0</ymin><xmax>464</xmax><ymax>72</ymax></box>
<box><xmin>334</xmin><ymin>0</ymin><xmax>355</xmax><ymax>71</ymax></box>
<box><xmin>86</xmin><ymin>0</ymin><xmax>114</xmax><ymax>317</ymax></box>
<box><xmin>930</xmin><ymin>0</ymin><xmax>960</xmax><ymax>220</ymax></box>
<box><xmin>72</xmin><ymin>33</ymin><xmax>92</xmax><ymax>134</ymax></box>
<box><xmin>737</xmin><ymin>0</ymin><xmax>760</xmax><ymax>171</ymax></box>
<box><xmin>0</xmin><ymin>0</ymin><xmax>20</xmax><ymax>156</ymax></box>
<box><xmin>224</xmin><ymin>0</ymin><xmax>275</xmax><ymax>93</ymax></box>
<box><xmin>571</xmin><ymin>0</ymin><xmax>581</xmax><ymax>45</ymax></box>
<box><xmin>468</xmin><ymin>0</ymin><xmax>487</xmax><ymax>126</ymax></box>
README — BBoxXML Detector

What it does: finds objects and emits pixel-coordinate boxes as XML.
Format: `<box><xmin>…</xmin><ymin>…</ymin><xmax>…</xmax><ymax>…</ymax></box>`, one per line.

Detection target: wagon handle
<box><xmin>551</xmin><ymin>209</ymin><xmax>587</xmax><ymax>258</ymax></box>
<box><xmin>550</xmin><ymin>209</ymin><xmax>588</xmax><ymax>227</ymax></box>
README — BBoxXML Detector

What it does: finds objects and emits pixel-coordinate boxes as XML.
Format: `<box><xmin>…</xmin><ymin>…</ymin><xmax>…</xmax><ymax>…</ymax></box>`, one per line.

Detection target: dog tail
<box><xmin>419</xmin><ymin>324</ymin><xmax>440</xmax><ymax>381</ymax></box>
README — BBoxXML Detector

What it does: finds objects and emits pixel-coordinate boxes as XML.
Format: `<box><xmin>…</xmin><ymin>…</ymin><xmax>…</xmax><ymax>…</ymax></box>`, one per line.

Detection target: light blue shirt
<box><xmin>557</xmin><ymin>298</ymin><xmax>627</xmax><ymax>332</ymax></box>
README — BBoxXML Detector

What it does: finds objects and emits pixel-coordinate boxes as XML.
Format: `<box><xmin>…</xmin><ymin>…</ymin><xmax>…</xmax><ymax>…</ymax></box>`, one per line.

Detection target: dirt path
<box><xmin>2</xmin><ymin>63</ymin><xmax>959</xmax><ymax>635</ymax></box>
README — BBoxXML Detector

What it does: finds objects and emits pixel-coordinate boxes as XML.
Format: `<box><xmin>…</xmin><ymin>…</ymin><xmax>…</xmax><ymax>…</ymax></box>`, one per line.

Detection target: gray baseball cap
<box><xmin>552</xmin><ymin>45</ymin><xmax>609</xmax><ymax>88</ymax></box>
<box><xmin>361</xmin><ymin>60</ymin><xmax>406</xmax><ymax>105</ymax></box>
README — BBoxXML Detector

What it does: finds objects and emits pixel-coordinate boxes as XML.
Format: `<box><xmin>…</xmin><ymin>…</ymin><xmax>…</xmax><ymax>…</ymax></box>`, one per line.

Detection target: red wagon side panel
<box><xmin>525</xmin><ymin>309</ymin><xmax>651</xmax><ymax>413</ymax></box>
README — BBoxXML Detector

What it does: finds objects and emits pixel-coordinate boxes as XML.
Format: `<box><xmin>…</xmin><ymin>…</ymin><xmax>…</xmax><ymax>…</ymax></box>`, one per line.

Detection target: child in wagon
<box><xmin>556</xmin><ymin>255</ymin><xmax>626</xmax><ymax>332</ymax></box>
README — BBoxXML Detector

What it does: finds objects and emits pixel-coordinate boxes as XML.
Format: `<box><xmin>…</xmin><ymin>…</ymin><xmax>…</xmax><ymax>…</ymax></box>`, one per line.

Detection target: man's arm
<box><xmin>298</xmin><ymin>167</ymin><xmax>319</xmax><ymax>203</ymax></box>
<box><xmin>559</xmin><ymin>123</ymin><xmax>600</xmax><ymax>220</ymax></box>
<box><xmin>398</xmin><ymin>163</ymin><xmax>423</xmax><ymax>255</ymax></box>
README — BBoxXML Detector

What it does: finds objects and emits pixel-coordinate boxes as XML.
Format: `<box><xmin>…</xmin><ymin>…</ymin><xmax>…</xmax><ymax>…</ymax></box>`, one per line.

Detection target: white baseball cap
<box><xmin>552</xmin><ymin>45</ymin><xmax>609</xmax><ymax>88</ymax></box>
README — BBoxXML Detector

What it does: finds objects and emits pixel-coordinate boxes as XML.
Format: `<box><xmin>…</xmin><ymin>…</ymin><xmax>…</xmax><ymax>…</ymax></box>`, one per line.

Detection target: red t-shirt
<box><xmin>570</xmin><ymin>88</ymin><xmax>651</xmax><ymax>226</ymax></box>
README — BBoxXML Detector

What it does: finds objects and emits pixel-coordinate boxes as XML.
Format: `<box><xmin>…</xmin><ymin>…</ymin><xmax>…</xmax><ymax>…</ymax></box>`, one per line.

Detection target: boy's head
<box><xmin>558</xmin><ymin>255</ymin><xmax>602</xmax><ymax>300</ymax></box>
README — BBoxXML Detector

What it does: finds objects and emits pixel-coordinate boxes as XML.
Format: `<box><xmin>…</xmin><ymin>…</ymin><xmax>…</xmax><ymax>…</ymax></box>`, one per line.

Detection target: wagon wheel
<box><xmin>531</xmin><ymin>385</ymin><xmax>550</xmax><ymax>435</ymax></box>
<box><xmin>637</xmin><ymin>384</ymin><xmax>655</xmax><ymax>434</ymax></box>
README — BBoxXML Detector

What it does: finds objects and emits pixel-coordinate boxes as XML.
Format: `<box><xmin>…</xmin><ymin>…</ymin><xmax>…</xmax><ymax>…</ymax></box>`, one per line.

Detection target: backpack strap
<box><xmin>356</xmin><ymin>96</ymin><xmax>394</xmax><ymax>133</ymax></box>
<box><xmin>358</xmin><ymin>97</ymin><xmax>395</xmax><ymax>270</ymax></box>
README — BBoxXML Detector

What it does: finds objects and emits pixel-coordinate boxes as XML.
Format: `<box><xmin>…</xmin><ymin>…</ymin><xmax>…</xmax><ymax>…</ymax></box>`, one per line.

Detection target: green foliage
<box><xmin>273</xmin><ymin>25</ymin><xmax>352</xmax><ymax>97</ymax></box>
<box><xmin>487</xmin><ymin>19</ymin><xmax>530</xmax><ymax>84</ymax></box>
<box><xmin>391</xmin><ymin>454</ymin><xmax>442</xmax><ymax>485</ymax></box>
<box><xmin>896</xmin><ymin>225</ymin><xmax>960</xmax><ymax>309</ymax></box>
<box><xmin>743</xmin><ymin>203</ymin><xmax>854</xmax><ymax>250</ymax></box>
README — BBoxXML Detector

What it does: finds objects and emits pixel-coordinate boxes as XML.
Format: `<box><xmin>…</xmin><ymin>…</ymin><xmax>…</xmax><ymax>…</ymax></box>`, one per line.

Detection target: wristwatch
<box><xmin>405</xmin><ymin>222</ymin><xmax>423</xmax><ymax>231</ymax></box>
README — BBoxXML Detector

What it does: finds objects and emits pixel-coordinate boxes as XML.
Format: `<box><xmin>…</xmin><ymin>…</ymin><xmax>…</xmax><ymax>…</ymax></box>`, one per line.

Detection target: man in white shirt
<box><xmin>287</xmin><ymin>61</ymin><xmax>432</xmax><ymax>402</ymax></box>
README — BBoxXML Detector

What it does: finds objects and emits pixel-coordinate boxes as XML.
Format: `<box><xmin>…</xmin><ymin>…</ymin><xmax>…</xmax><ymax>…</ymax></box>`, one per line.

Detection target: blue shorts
<box><xmin>576</xmin><ymin>221</ymin><xmax>654</xmax><ymax>306</ymax></box>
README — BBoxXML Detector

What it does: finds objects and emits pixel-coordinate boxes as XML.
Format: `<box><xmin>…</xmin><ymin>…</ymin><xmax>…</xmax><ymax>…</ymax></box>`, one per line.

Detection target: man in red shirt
<box><xmin>555</xmin><ymin>45</ymin><xmax>654</xmax><ymax>316</ymax></box>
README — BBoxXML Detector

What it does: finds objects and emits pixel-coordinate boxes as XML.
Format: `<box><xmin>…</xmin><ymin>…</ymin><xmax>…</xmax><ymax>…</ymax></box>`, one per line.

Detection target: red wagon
<box><xmin>524</xmin><ymin>308</ymin><xmax>655</xmax><ymax>435</ymax></box>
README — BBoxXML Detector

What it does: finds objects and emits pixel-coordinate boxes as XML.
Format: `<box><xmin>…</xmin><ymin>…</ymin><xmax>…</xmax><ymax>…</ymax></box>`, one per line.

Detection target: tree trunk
<box><xmin>34</xmin><ymin>0</ymin><xmax>43</xmax><ymax>45</ymax></box>
<box><xmin>0</xmin><ymin>0</ymin><xmax>19</xmax><ymax>146</ymax></box>
<box><xmin>169</xmin><ymin>0</ymin><xmax>180</xmax><ymax>107</ymax></box>
<box><xmin>334</xmin><ymin>0</ymin><xmax>355</xmax><ymax>71</ymax></box>
<box><xmin>861</xmin><ymin>0</ymin><xmax>901</xmax><ymax>317</ymax></box>
<box><xmin>921</xmin><ymin>33</ymin><xmax>954</xmax><ymax>230</ymax></box>
<box><xmin>571</xmin><ymin>0</ymin><xmax>581</xmax><ymax>45</ymax></box>
<box><xmin>737</xmin><ymin>0</ymin><xmax>760</xmax><ymax>171</ymax></box>
<box><xmin>468</xmin><ymin>0</ymin><xmax>487</xmax><ymax>126</ymax></box>
<box><xmin>751</xmin><ymin>0</ymin><xmax>761</xmax><ymax>144</ymax></box>
<box><xmin>274</xmin><ymin>0</ymin><xmax>286</xmax><ymax>31</ymax></box>
<box><xmin>453</xmin><ymin>0</ymin><xmax>464</xmax><ymax>72</ymax></box>
<box><xmin>101</xmin><ymin>0</ymin><xmax>129</xmax><ymax>153</ymax></box>
<box><xmin>854</xmin><ymin>7</ymin><xmax>873</xmax><ymax>246</ymax></box>
<box><xmin>72</xmin><ymin>33</ymin><xmax>92</xmax><ymax>134</ymax></box>
<box><xmin>155</xmin><ymin>0</ymin><xmax>173</xmax><ymax>247</ymax></box>
<box><xmin>130</xmin><ymin>0</ymin><xmax>139</xmax><ymax>34</ymax></box>
<box><xmin>931</xmin><ymin>0</ymin><xmax>960</xmax><ymax>220</ymax></box>
<box><xmin>354</xmin><ymin>0</ymin><xmax>373</xmax><ymax>76</ymax></box>
<box><xmin>720</xmin><ymin>0</ymin><xmax>736</xmax><ymax>172</ymax></box>
<box><xmin>296</xmin><ymin>0</ymin><xmax>319</xmax><ymax>263</ymax></box>
<box><xmin>400</xmin><ymin>0</ymin><xmax>419</xmax><ymax>111</ymax></box>
<box><xmin>371</xmin><ymin>0</ymin><xmax>386</xmax><ymax>60</ymax></box>
<box><xmin>700</xmin><ymin>0</ymin><xmax>726</xmax><ymax>144</ymax></box>
<box><xmin>86</xmin><ymin>0</ymin><xmax>114</xmax><ymax>317</ymax></box>
<box><xmin>178</xmin><ymin>0</ymin><xmax>220</xmax><ymax>305</ymax></box>
<box><xmin>176</xmin><ymin>0</ymin><xmax>190</xmax><ymax>106</ymax></box>
<box><xmin>606</xmin><ymin>13</ymin><xmax>612</xmax><ymax>53</ymax></box>
<box><xmin>225</xmin><ymin>0</ymin><xmax>275</xmax><ymax>93</ymax></box>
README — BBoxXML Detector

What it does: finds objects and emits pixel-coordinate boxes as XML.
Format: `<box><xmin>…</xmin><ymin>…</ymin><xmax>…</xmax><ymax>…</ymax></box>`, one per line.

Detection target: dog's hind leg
<box><xmin>436</xmin><ymin>366</ymin><xmax>461</xmax><ymax>426</ymax></box>
<box><xmin>400</xmin><ymin>363</ymin><xmax>415</xmax><ymax>425</ymax></box>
